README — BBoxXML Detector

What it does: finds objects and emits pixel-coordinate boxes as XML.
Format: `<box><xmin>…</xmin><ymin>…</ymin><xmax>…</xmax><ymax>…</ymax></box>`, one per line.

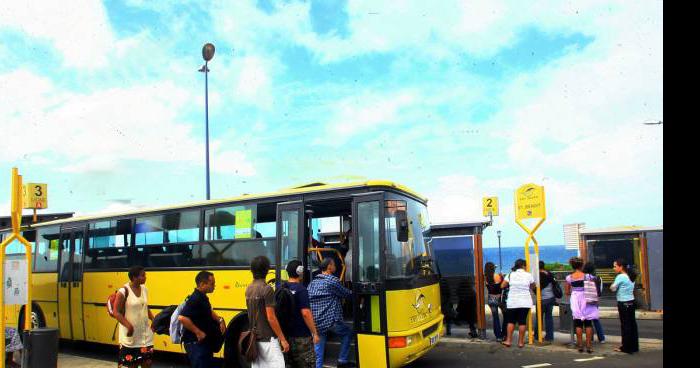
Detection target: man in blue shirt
<box><xmin>285</xmin><ymin>260</ymin><xmax>320</xmax><ymax>368</ymax></box>
<box><xmin>308</xmin><ymin>258</ymin><xmax>355</xmax><ymax>368</ymax></box>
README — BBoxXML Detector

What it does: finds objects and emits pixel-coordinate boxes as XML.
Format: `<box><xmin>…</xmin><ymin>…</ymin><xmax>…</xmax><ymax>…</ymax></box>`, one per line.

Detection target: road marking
<box><xmin>574</xmin><ymin>356</ymin><xmax>605</xmax><ymax>362</ymax></box>
<box><xmin>522</xmin><ymin>364</ymin><xmax>552</xmax><ymax>368</ymax></box>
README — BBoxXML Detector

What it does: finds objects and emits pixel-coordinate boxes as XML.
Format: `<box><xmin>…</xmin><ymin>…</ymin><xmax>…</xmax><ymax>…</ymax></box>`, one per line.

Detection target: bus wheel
<box><xmin>18</xmin><ymin>304</ymin><xmax>46</xmax><ymax>332</ymax></box>
<box><xmin>224</xmin><ymin>314</ymin><xmax>251</xmax><ymax>368</ymax></box>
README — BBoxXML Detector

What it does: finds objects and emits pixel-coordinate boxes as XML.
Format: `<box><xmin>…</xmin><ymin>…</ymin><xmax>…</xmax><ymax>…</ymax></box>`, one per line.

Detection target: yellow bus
<box><xmin>2</xmin><ymin>180</ymin><xmax>443</xmax><ymax>367</ymax></box>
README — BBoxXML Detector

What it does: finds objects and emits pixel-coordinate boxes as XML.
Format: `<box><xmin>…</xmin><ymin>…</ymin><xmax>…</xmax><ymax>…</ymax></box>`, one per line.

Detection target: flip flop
<box><xmin>613</xmin><ymin>348</ymin><xmax>624</xmax><ymax>352</ymax></box>
<box><xmin>501</xmin><ymin>342</ymin><xmax>512</xmax><ymax>348</ymax></box>
<box><xmin>518</xmin><ymin>344</ymin><xmax>525</xmax><ymax>348</ymax></box>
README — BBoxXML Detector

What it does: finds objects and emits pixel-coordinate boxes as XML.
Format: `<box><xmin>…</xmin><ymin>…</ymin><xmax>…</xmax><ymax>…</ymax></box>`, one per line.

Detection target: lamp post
<box><xmin>199</xmin><ymin>43</ymin><xmax>215</xmax><ymax>200</ymax></box>
<box><xmin>497</xmin><ymin>230</ymin><xmax>502</xmax><ymax>272</ymax></box>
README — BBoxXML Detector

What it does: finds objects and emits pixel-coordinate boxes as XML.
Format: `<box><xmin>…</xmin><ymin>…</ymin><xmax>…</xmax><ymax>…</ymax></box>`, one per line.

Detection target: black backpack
<box><xmin>274</xmin><ymin>282</ymin><xmax>296</xmax><ymax>335</ymax></box>
<box><xmin>152</xmin><ymin>305</ymin><xmax>177</xmax><ymax>335</ymax></box>
<box><xmin>551</xmin><ymin>276</ymin><xmax>564</xmax><ymax>299</ymax></box>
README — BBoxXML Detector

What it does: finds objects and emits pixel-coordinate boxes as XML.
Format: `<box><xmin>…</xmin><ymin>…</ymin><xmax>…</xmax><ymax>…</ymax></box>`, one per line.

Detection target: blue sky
<box><xmin>0</xmin><ymin>1</ymin><xmax>663</xmax><ymax>248</ymax></box>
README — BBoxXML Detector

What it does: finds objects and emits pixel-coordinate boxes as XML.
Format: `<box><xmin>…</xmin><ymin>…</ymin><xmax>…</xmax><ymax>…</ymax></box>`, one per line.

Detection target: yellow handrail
<box><xmin>308</xmin><ymin>247</ymin><xmax>347</xmax><ymax>282</ymax></box>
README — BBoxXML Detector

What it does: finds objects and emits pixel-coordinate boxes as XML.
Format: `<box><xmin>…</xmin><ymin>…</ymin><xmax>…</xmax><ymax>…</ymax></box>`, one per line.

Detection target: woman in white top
<box><xmin>500</xmin><ymin>259</ymin><xmax>535</xmax><ymax>348</ymax></box>
<box><xmin>114</xmin><ymin>266</ymin><xmax>155</xmax><ymax>368</ymax></box>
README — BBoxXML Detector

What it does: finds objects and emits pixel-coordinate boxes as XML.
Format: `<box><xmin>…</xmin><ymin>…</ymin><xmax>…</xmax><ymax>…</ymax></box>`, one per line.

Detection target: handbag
<box><xmin>551</xmin><ymin>276</ymin><xmax>564</xmax><ymax>299</ymax></box>
<box><xmin>583</xmin><ymin>274</ymin><xmax>599</xmax><ymax>304</ymax></box>
<box><xmin>500</xmin><ymin>273</ymin><xmax>511</xmax><ymax>303</ymax></box>
<box><xmin>238</xmin><ymin>309</ymin><xmax>260</xmax><ymax>363</ymax></box>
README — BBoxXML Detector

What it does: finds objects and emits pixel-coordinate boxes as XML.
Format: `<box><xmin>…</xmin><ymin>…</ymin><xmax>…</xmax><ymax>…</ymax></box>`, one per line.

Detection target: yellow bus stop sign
<box><xmin>515</xmin><ymin>184</ymin><xmax>546</xmax><ymax>219</ymax></box>
<box><xmin>22</xmin><ymin>183</ymin><xmax>48</xmax><ymax>209</ymax></box>
<box><xmin>482</xmin><ymin>197</ymin><xmax>499</xmax><ymax>216</ymax></box>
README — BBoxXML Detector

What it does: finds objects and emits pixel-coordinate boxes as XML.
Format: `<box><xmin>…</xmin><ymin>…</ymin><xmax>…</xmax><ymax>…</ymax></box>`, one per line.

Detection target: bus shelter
<box><xmin>579</xmin><ymin>226</ymin><xmax>663</xmax><ymax>311</ymax></box>
<box><xmin>428</xmin><ymin>222</ymin><xmax>490</xmax><ymax>338</ymax></box>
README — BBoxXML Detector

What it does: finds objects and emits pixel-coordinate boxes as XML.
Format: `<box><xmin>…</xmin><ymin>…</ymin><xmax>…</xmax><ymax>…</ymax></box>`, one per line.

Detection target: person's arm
<box><xmin>331</xmin><ymin>279</ymin><xmax>353</xmax><ymax>299</ymax></box>
<box><xmin>265</xmin><ymin>307</ymin><xmax>290</xmax><ymax>353</ymax></box>
<box><xmin>610</xmin><ymin>275</ymin><xmax>620</xmax><ymax>292</ymax></box>
<box><xmin>564</xmin><ymin>278</ymin><xmax>572</xmax><ymax>296</ymax></box>
<box><xmin>178</xmin><ymin>315</ymin><xmax>206</xmax><ymax>342</ymax></box>
<box><xmin>301</xmin><ymin>308</ymin><xmax>320</xmax><ymax>344</ymax></box>
<box><xmin>211</xmin><ymin>310</ymin><xmax>226</xmax><ymax>334</ymax></box>
<box><xmin>500</xmin><ymin>274</ymin><xmax>509</xmax><ymax>289</ymax></box>
<box><xmin>114</xmin><ymin>289</ymin><xmax>134</xmax><ymax>337</ymax></box>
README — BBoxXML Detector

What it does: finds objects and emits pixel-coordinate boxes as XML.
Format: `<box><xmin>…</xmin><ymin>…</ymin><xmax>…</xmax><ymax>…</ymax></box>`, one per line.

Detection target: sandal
<box><xmin>578</xmin><ymin>346</ymin><xmax>584</xmax><ymax>353</ymax></box>
<box><xmin>518</xmin><ymin>344</ymin><xmax>525</xmax><ymax>348</ymax></box>
<box><xmin>614</xmin><ymin>348</ymin><xmax>624</xmax><ymax>353</ymax></box>
<box><xmin>501</xmin><ymin>342</ymin><xmax>512</xmax><ymax>348</ymax></box>
<box><xmin>587</xmin><ymin>347</ymin><xmax>593</xmax><ymax>354</ymax></box>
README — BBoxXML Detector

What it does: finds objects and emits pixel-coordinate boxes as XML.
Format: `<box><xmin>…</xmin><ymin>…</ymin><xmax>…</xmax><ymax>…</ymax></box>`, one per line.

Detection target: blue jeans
<box><xmin>534</xmin><ymin>298</ymin><xmax>555</xmax><ymax>341</ymax></box>
<box><xmin>593</xmin><ymin>319</ymin><xmax>606</xmax><ymax>342</ymax></box>
<box><xmin>488</xmin><ymin>303</ymin><xmax>505</xmax><ymax>339</ymax></box>
<box><xmin>184</xmin><ymin>341</ymin><xmax>218</xmax><ymax>368</ymax></box>
<box><xmin>314</xmin><ymin>321</ymin><xmax>352</xmax><ymax>368</ymax></box>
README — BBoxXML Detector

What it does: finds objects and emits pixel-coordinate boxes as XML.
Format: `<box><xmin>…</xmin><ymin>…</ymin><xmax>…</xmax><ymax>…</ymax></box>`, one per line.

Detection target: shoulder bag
<box><xmin>238</xmin><ymin>308</ymin><xmax>260</xmax><ymax>363</ymax></box>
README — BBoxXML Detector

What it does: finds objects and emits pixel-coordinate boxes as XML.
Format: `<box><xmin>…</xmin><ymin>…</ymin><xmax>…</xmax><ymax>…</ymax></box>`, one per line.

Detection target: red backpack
<box><xmin>107</xmin><ymin>286</ymin><xmax>129</xmax><ymax>318</ymax></box>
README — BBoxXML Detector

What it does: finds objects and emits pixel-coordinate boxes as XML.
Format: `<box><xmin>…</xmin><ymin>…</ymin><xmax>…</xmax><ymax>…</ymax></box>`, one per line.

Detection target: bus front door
<box><xmin>276</xmin><ymin>201</ymin><xmax>304</xmax><ymax>283</ymax></box>
<box><xmin>352</xmin><ymin>194</ymin><xmax>389</xmax><ymax>368</ymax></box>
<box><xmin>57</xmin><ymin>228</ymin><xmax>85</xmax><ymax>340</ymax></box>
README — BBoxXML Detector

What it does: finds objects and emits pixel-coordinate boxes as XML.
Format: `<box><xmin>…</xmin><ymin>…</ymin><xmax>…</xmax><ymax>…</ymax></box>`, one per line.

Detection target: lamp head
<box><xmin>202</xmin><ymin>43</ymin><xmax>215</xmax><ymax>62</ymax></box>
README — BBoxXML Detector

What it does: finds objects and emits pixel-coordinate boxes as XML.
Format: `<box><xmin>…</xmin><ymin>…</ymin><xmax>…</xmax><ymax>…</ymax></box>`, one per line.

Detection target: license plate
<box><xmin>430</xmin><ymin>334</ymin><xmax>438</xmax><ymax>345</ymax></box>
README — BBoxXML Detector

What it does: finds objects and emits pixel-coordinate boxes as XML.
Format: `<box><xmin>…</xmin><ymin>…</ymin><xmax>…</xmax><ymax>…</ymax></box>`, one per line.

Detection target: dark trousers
<box><xmin>488</xmin><ymin>303</ymin><xmax>506</xmax><ymax>339</ymax></box>
<box><xmin>617</xmin><ymin>301</ymin><xmax>639</xmax><ymax>353</ymax></box>
<box><xmin>184</xmin><ymin>342</ymin><xmax>218</xmax><ymax>368</ymax></box>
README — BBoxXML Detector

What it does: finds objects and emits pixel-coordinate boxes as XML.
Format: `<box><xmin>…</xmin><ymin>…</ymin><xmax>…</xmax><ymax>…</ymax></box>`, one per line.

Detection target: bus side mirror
<box><xmin>395</xmin><ymin>210</ymin><xmax>409</xmax><ymax>242</ymax></box>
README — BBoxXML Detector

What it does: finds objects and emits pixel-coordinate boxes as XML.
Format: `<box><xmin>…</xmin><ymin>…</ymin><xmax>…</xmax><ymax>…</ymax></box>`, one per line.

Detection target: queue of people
<box><xmin>483</xmin><ymin>257</ymin><xmax>638</xmax><ymax>354</ymax></box>
<box><xmin>112</xmin><ymin>257</ymin><xmax>355</xmax><ymax>368</ymax></box>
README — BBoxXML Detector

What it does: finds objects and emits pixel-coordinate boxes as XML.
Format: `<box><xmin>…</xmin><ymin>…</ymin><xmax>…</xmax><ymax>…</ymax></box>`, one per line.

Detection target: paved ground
<box><xmin>55</xmin><ymin>318</ymin><xmax>663</xmax><ymax>368</ymax></box>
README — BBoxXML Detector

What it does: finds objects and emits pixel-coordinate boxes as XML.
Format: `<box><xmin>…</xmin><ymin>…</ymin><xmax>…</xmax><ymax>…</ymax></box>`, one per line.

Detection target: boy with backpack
<box><xmin>279</xmin><ymin>260</ymin><xmax>320</xmax><ymax>368</ymax></box>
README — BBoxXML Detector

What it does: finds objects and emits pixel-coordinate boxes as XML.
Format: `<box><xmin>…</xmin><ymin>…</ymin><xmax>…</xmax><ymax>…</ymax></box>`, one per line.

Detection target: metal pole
<box><xmin>497</xmin><ymin>232</ymin><xmax>502</xmax><ymax>272</ymax></box>
<box><xmin>204</xmin><ymin>61</ymin><xmax>210</xmax><ymax>200</ymax></box>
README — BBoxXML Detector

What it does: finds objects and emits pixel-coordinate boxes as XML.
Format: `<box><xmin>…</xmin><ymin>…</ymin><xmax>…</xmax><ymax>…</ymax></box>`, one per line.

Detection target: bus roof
<box><xmin>30</xmin><ymin>180</ymin><xmax>426</xmax><ymax>229</ymax></box>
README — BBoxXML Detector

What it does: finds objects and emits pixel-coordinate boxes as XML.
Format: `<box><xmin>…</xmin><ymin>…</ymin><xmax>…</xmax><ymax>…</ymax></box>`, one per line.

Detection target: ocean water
<box><xmin>483</xmin><ymin>245</ymin><xmax>579</xmax><ymax>272</ymax></box>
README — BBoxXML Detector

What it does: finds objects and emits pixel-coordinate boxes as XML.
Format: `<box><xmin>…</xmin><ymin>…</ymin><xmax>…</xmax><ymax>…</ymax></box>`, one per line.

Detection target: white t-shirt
<box><xmin>505</xmin><ymin>269</ymin><xmax>534</xmax><ymax>309</ymax></box>
<box><xmin>118</xmin><ymin>283</ymin><xmax>154</xmax><ymax>348</ymax></box>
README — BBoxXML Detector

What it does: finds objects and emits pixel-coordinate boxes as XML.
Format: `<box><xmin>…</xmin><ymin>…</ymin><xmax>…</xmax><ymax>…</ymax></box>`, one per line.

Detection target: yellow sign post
<box><xmin>22</xmin><ymin>182</ymin><xmax>48</xmax><ymax>223</ymax></box>
<box><xmin>514</xmin><ymin>183</ymin><xmax>546</xmax><ymax>345</ymax></box>
<box><xmin>1</xmin><ymin>168</ymin><xmax>35</xmax><ymax>367</ymax></box>
<box><xmin>482</xmin><ymin>196</ymin><xmax>499</xmax><ymax>217</ymax></box>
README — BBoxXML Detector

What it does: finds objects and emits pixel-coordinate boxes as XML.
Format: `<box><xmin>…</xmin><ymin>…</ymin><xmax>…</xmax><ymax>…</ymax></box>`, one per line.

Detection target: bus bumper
<box><xmin>388</xmin><ymin>315</ymin><xmax>444</xmax><ymax>367</ymax></box>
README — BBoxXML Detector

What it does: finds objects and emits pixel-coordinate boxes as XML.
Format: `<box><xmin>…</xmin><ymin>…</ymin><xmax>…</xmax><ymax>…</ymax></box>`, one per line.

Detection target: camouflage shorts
<box><xmin>288</xmin><ymin>336</ymin><xmax>316</xmax><ymax>368</ymax></box>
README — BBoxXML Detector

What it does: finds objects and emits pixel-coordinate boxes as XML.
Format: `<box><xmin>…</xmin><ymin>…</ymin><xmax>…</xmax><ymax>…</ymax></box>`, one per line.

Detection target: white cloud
<box><xmin>0</xmin><ymin>0</ymin><xmax>114</xmax><ymax>69</ymax></box>
<box><xmin>0</xmin><ymin>69</ymin><xmax>257</xmax><ymax>176</ymax></box>
<box><xmin>316</xmin><ymin>90</ymin><xmax>416</xmax><ymax>144</ymax></box>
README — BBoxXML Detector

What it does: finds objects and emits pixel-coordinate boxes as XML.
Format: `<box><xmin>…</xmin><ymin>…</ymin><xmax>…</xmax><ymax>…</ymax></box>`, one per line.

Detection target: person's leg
<box><xmin>544</xmin><ymin>299</ymin><xmax>555</xmax><ymax>341</ymax></box>
<box><xmin>585</xmin><ymin>324</ymin><xmax>593</xmax><ymax>351</ymax></box>
<box><xmin>592</xmin><ymin>319</ymin><xmax>605</xmax><ymax>342</ymax></box>
<box><xmin>617</xmin><ymin>302</ymin><xmax>627</xmax><ymax>352</ymax></box>
<box><xmin>500</xmin><ymin>304</ymin><xmax>508</xmax><ymax>340</ymax></box>
<box><xmin>517</xmin><ymin>324</ymin><xmax>527</xmax><ymax>347</ymax></box>
<box><xmin>574</xmin><ymin>320</ymin><xmax>583</xmax><ymax>351</ymax></box>
<box><xmin>628</xmin><ymin>303</ymin><xmax>639</xmax><ymax>353</ymax></box>
<box><xmin>332</xmin><ymin>321</ymin><xmax>353</xmax><ymax>364</ymax></box>
<box><xmin>184</xmin><ymin>343</ymin><xmax>210</xmax><ymax>368</ymax></box>
<box><xmin>314</xmin><ymin>333</ymin><xmax>327</xmax><ymax>368</ymax></box>
<box><xmin>489</xmin><ymin>304</ymin><xmax>502</xmax><ymax>339</ymax></box>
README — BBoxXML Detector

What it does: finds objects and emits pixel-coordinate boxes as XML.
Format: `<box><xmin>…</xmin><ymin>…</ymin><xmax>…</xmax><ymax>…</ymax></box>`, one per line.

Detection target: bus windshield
<box><xmin>385</xmin><ymin>197</ymin><xmax>435</xmax><ymax>279</ymax></box>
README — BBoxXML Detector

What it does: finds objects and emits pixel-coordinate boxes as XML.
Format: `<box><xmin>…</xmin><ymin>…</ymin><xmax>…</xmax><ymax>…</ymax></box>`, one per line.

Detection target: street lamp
<box><xmin>199</xmin><ymin>43</ymin><xmax>215</xmax><ymax>200</ymax></box>
<box><xmin>497</xmin><ymin>230</ymin><xmax>502</xmax><ymax>272</ymax></box>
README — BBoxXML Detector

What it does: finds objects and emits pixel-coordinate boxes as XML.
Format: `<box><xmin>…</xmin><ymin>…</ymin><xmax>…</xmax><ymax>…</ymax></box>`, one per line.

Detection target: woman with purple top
<box><xmin>565</xmin><ymin>257</ymin><xmax>599</xmax><ymax>353</ymax></box>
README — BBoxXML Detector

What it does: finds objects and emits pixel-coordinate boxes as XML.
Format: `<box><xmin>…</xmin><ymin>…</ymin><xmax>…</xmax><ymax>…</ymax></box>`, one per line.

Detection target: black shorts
<box><xmin>573</xmin><ymin>319</ymin><xmax>593</xmax><ymax>328</ymax></box>
<box><xmin>506</xmin><ymin>308</ymin><xmax>530</xmax><ymax>325</ymax></box>
<box><xmin>118</xmin><ymin>345</ymin><xmax>154</xmax><ymax>367</ymax></box>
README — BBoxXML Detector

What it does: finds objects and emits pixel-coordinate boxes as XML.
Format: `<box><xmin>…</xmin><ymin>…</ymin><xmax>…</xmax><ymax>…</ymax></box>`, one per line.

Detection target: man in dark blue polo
<box><xmin>178</xmin><ymin>271</ymin><xmax>226</xmax><ymax>368</ymax></box>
